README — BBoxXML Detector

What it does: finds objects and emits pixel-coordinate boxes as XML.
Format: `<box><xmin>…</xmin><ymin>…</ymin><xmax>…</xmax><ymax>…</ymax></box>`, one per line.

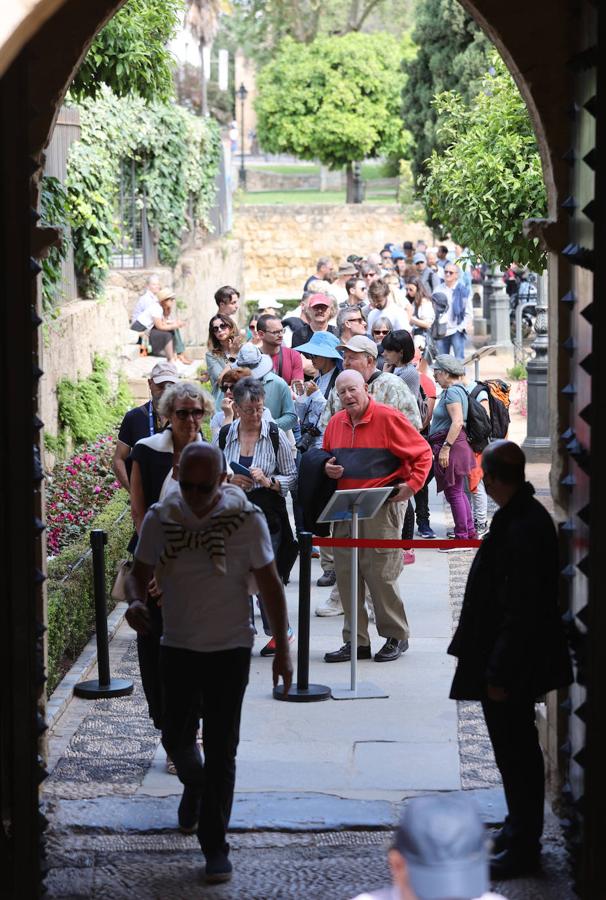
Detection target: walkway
<box><xmin>42</xmin><ymin>483</ymin><xmax>572</xmax><ymax>898</ymax></box>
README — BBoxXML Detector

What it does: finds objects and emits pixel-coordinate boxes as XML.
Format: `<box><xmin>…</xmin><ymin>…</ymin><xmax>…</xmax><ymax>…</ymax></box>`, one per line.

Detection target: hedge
<box><xmin>47</xmin><ymin>490</ymin><xmax>133</xmax><ymax>694</ymax></box>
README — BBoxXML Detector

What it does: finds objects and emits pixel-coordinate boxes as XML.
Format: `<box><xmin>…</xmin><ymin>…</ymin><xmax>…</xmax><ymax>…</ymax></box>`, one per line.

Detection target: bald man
<box><xmin>125</xmin><ymin>443</ymin><xmax>292</xmax><ymax>884</ymax></box>
<box><xmin>322</xmin><ymin>370</ymin><xmax>432</xmax><ymax>663</ymax></box>
<box><xmin>448</xmin><ymin>441</ymin><xmax>572</xmax><ymax>880</ymax></box>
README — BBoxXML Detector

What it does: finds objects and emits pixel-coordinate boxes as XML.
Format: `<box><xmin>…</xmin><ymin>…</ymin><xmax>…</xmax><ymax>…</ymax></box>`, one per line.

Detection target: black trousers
<box><xmin>413</xmin><ymin>468</ymin><xmax>434</xmax><ymax>527</ymax></box>
<box><xmin>136</xmin><ymin>597</ymin><xmax>164</xmax><ymax>729</ymax></box>
<box><xmin>481</xmin><ymin>697</ymin><xmax>544</xmax><ymax>853</ymax></box>
<box><xmin>161</xmin><ymin>645</ymin><xmax>251</xmax><ymax>855</ymax></box>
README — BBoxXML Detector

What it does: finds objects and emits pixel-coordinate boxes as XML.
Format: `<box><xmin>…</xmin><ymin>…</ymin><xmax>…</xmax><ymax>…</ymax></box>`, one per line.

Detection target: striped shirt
<box><xmin>213</xmin><ymin>418</ymin><xmax>297</xmax><ymax>497</ymax></box>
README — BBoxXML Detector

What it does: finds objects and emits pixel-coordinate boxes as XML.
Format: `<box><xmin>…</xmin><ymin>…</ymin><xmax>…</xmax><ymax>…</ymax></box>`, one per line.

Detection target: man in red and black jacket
<box><xmin>322</xmin><ymin>369</ymin><xmax>432</xmax><ymax>663</ymax></box>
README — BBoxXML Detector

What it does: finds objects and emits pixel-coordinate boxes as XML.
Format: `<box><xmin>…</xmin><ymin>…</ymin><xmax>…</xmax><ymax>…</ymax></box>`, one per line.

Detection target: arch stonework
<box><xmin>0</xmin><ymin>0</ymin><xmax>601</xmax><ymax>895</ymax></box>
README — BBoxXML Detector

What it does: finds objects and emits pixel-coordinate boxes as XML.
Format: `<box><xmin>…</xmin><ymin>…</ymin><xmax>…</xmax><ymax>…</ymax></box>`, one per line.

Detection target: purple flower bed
<box><xmin>46</xmin><ymin>436</ymin><xmax>122</xmax><ymax>557</ymax></box>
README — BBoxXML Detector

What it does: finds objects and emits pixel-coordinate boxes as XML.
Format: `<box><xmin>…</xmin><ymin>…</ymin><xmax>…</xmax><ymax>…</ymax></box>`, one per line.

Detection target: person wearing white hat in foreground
<box><xmin>352</xmin><ymin>794</ymin><xmax>507</xmax><ymax>900</ymax></box>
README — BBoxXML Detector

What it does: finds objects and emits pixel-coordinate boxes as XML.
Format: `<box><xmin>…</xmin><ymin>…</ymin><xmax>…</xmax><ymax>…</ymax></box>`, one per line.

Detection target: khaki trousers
<box><xmin>333</xmin><ymin>501</ymin><xmax>409</xmax><ymax>647</ymax></box>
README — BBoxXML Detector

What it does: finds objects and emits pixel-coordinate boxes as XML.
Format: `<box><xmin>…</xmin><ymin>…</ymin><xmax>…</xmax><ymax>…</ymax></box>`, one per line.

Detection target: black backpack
<box><xmin>218</xmin><ymin>421</ymin><xmax>280</xmax><ymax>457</ymax></box>
<box><xmin>451</xmin><ymin>384</ymin><xmax>492</xmax><ymax>453</ymax></box>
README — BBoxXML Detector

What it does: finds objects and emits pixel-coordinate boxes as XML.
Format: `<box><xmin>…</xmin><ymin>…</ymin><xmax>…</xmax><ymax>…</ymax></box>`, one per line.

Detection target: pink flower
<box><xmin>93</xmin><ymin>486</ymin><xmax>101</xmax><ymax>494</ymax></box>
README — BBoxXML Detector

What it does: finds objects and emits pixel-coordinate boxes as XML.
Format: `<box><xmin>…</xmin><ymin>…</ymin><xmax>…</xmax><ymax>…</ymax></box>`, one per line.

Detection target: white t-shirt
<box><xmin>135</xmin><ymin>300</ymin><xmax>162</xmax><ymax>330</ymax></box>
<box><xmin>132</xmin><ymin>288</ymin><xmax>157</xmax><ymax>322</ymax></box>
<box><xmin>367</xmin><ymin>301</ymin><xmax>410</xmax><ymax>335</ymax></box>
<box><xmin>135</xmin><ymin>487</ymin><xmax>274</xmax><ymax>652</ymax></box>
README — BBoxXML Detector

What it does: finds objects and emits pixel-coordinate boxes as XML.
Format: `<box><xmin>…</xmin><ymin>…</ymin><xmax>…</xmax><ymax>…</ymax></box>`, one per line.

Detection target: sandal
<box><xmin>166</xmin><ymin>755</ymin><xmax>178</xmax><ymax>776</ymax></box>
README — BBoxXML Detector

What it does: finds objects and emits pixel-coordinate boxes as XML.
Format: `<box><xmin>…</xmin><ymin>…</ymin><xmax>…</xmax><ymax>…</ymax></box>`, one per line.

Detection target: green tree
<box><xmin>255</xmin><ymin>33</ymin><xmax>408</xmax><ymax>200</ymax></box>
<box><xmin>402</xmin><ymin>0</ymin><xmax>491</xmax><ymax>193</ymax></box>
<box><xmin>422</xmin><ymin>56</ymin><xmax>547</xmax><ymax>270</ymax></box>
<box><xmin>70</xmin><ymin>0</ymin><xmax>184</xmax><ymax>102</ymax></box>
<box><xmin>223</xmin><ymin>0</ymin><xmax>413</xmax><ymax>66</ymax></box>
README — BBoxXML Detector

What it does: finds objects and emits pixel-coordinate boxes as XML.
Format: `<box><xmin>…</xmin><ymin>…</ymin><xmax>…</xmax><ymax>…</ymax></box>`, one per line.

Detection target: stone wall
<box><xmin>40</xmin><ymin>236</ymin><xmax>244</xmax><ymax>440</ymax></box>
<box><xmin>233</xmin><ymin>204</ymin><xmax>433</xmax><ymax>300</ymax></box>
<box><xmin>245</xmin><ymin>169</ymin><xmax>343</xmax><ymax>192</ymax></box>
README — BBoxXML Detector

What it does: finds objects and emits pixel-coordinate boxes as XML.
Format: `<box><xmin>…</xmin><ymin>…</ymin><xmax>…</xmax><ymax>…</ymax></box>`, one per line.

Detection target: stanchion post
<box><xmin>273</xmin><ymin>532</ymin><xmax>330</xmax><ymax>702</ymax></box>
<box><xmin>73</xmin><ymin>530</ymin><xmax>134</xmax><ymax>700</ymax></box>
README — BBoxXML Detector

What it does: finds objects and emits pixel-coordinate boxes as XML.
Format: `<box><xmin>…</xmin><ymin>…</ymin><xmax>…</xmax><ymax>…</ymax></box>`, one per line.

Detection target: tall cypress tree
<box><xmin>403</xmin><ymin>0</ymin><xmax>492</xmax><ymax>192</ymax></box>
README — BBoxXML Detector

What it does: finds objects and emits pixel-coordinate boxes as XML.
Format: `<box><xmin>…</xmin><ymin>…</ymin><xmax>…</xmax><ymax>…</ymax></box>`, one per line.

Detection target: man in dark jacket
<box><xmin>448</xmin><ymin>441</ymin><xmax>572</xmax><ymax>881</ymax></box>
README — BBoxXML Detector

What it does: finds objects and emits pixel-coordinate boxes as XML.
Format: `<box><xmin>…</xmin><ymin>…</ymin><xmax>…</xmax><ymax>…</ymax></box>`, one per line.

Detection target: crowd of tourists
<box><xmin>112</xmin><ymin>241</ymin><xmax>570</xmax><ymax>889</ymax></box>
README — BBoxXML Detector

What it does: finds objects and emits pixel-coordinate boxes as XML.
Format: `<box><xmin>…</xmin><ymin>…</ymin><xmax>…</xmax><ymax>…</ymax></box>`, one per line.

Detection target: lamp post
<box><xmin>236</xmin><ymin>82</ymin><xmax>248</xmax><ymax>189</ymax></box>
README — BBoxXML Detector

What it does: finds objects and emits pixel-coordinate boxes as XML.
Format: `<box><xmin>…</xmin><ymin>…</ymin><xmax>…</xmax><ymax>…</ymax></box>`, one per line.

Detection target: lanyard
<box><xmin>148</xmin><ymin>401</ymin><xmax>156</xmax><ymax>436</ymax></box>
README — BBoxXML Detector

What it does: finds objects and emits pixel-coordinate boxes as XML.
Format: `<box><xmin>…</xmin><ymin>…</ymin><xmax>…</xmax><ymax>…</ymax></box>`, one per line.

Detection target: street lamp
<box><xmin>236</xmin><ymin>82</ymin><xmax>248</xmax><ymax>189</ymax></box>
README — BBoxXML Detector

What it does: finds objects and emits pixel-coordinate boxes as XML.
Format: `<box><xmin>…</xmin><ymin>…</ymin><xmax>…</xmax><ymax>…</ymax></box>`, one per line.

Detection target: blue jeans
<box><xmin>437</xmin><ymin>331</ymin><xmax>467</xmax><ymax>359</ymax></box>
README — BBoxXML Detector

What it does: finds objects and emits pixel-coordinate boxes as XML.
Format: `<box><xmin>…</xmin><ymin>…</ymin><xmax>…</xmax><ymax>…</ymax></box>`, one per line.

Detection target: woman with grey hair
<box><xmin>128</xmin><ymin>380</ymin><xmax>211</xmax><ymax>749</ymax></box>
<box><xmin>371</xmin><ymin>316</ymin><xmax>392</xmax><ymax>370</ymax></box>
<box><xmin>214</xmin><ymin>377</ymin><xmax>297</xmax><ymax>656</ymax></box>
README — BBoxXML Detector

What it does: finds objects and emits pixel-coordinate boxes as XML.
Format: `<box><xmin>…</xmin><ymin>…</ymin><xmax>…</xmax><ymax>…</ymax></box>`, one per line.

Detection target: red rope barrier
<box><xmin>312</xmin><ymin>537</ymin><xmax>482</xmax><ymax>549</ymax></box>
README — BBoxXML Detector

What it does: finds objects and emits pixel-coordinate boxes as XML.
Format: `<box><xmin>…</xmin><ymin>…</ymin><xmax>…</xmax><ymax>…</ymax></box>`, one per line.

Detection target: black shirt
<box><xmin>118</xmin><ymin>401</ymin><xmax>160</xmax><ymax>448</ymax></box>
<box><xmin>289</xmin><ymin>322</ymin><xmax>337</xmax><ymax>350</ymax></box>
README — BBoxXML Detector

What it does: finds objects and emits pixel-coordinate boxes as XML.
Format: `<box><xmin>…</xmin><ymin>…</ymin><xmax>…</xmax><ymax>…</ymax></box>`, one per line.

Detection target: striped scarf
<box><xmin>152</xmin><ymin>485</ymin><xmax>258</xmax><ymax>577</ymax></box>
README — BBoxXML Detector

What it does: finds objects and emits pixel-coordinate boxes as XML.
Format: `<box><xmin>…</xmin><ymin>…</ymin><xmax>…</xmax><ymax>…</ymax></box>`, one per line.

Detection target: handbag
<box><xmin>111</xmin><ymin>559</ymin><xmax>132</xmax><ymax>602</ymax></box>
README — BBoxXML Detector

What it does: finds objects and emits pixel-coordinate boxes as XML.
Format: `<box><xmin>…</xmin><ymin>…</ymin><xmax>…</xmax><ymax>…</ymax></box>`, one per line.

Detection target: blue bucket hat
<box><xmin>294</xmin><ymin>330</ymin><xmax>343</xmax><ymax>360</ymax></box>
<box><xmin>391</xmin><ymin>248</ymin><xmax>406</xmax><ymax>260</ymax></box>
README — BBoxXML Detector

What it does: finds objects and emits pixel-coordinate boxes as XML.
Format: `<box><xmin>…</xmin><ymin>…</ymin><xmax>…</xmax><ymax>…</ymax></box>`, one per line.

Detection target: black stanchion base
<box><xmin>74</xmin><ymin>678</ymin><xmax>134</xmax><ymax>699</ymax></box>
<box><xmin>273</xmin><ymin>683</ymin><xmax>331</xmax><ymax>703</ymax></box>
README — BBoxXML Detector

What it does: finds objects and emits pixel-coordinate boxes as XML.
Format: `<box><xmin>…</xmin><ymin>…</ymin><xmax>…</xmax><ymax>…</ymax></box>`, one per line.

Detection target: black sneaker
<box><xmin>317</xmin><ymin>570</ymin><xmax>337</xmax><ymax>587</ymax></box>
<box><xmin>177</xmin><ymin>785</ymin><xmax>201</xmax><ymax>834</ymax></box>
<box><xmin>374</xmin><ymin>638</ymin><xmax>409</xmax><ymax>662</ymax></box>
<box><xmin>324</xmin><ymin>642</ymin><xmax>372</xmax><ymax>663</ymax></box>
<box><xmin>205</xmin><ymin>848</ymin><xmax>233</xmax><ymax>884</ymax></box>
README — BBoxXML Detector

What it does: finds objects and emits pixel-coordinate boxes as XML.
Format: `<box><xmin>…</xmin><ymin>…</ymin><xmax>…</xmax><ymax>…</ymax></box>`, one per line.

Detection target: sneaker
<box><xmin>311</xmin><ymin>546</ymin><xmax>321</xmax><ymax>559</ymax></box>
<box><xmin>417</xmin><ymin>522</ymin><xmax>435</xmax><ymax>538</ymax></box>
<box><xmin>204</xmin><ymin>849</ymin><xmax>233</xmax><ymax>884</ymax></box>
<box><xmin>402</xmin><ymin>549</ymin><xmax>416</xmax><ymax>566</ymax></box>
<box><xmin>324</xmin><ymin>642</ymin><xmax>372</xmax><ymax>663</ymax></box>
<box><xmin>317</xmin><ymin>569</ymin><xmax>337</xmax><ymax>587</ymax></box>
<box><xmin>315</xmin><ymin>591</ymin><xmax>344</xmax><ymax>616</ymax></box>
<box><xmin>475</xmin><ymin>521</ymin><xmax>489</xmax><ymax>536</ymax></box>
<box><xmin>260</xmin><ymin>627</ymin><xmax>294</xmax><ymax>657</ymax></box>
<box><xmin>177</xmin><ymin>785</ymin><xmax>201</xmax><ymax>834</ymax></box>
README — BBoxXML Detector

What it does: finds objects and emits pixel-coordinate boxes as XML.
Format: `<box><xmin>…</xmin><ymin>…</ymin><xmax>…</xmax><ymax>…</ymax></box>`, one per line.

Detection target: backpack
<box><xmin>451</xmin><ymin>384</ymin><xmax>492</xmax><ymax>453</ymax></box>
<box><xmin>219</xmin><ymin>421</ymin><xmax>280</xmax><ymax>457</ymax></box>
<box><xmin>470</xmin><ymin>379</ymin><xmax>511</xmax><ymax>440</ymax></box>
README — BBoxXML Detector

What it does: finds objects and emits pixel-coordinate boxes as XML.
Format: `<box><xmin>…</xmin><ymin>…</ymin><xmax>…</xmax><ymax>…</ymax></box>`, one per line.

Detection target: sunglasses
<box><xmin>174</xmin><ymin>408</ymin><xmax>204</xmax><ymax>420</ymax></box>
<box><xmin>373</xmin><ymin>329</ymin><xmax>390</xmax><ymax>336</ymax></box>
<box><xmin>445</xmin><ymin>269</ymin><xmax>457</xmax><ymax>275</ymax></box>
<box><xmin>220</xmin><ymin>384</ymin><xmax>233</xmax><ymax>393</ymax></box>
<box><xmin>212</xmin><ymin>323</ymin><xmax>229</xmax><ymax>332</ymax></box>
<box><xmin>348</xmin><ymin>317</ymin><xmax>365</xmax><ymax>324</ymax></box>
<box><xmin>179</xmin><ymin>480</ymin><xmax>216</xmax><ymax>494</ymax></box>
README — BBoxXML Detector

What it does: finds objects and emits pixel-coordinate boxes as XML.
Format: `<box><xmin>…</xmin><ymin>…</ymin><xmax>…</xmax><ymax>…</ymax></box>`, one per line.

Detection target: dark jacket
<box><xmin>448</xmin><ymin>482</ymin><xmax>573</xmax><ymax>700</ymax></box>
<box><xmin>298</xmin><ymin>447</ymin><xmax>337</xmax><ymax>536</ymax></box>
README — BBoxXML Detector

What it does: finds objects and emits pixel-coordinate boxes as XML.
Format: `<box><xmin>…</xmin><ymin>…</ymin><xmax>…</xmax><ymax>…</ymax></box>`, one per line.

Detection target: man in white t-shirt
<box><xmin>125</xmin><ymin>443</ymin><xmax>292</xmax><ymax>885</ymax></box>
<box><xmin>131</xmin><ymin>274</ymin><xmax>161</xmax><ymax>327</ymax></box>
<box><xmin>367</xmin><ymin>278</ymin><xmax>410</xmax><ymax>336</ymax></box>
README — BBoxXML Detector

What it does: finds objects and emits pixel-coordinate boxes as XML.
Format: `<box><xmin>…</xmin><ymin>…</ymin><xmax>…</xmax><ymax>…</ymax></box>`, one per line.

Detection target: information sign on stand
<box><xmin>317</xmin><ymin>488</ymin><xmax>393</xmax><ymax>701</ymax></box>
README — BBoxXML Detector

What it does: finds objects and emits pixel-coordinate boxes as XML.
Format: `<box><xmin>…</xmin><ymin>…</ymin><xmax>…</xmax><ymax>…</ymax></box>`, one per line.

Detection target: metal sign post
<box><xmin>317</xmin><ymin>488</ymin><xmax>391</xmax><ymax>701</ymax></box>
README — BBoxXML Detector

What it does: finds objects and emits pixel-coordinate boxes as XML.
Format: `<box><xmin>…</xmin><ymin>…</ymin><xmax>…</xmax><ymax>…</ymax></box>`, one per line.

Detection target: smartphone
<box><xmin>230</xmin><ymin>461</ymin><xmax>251</xmax><ymax>477</ymax></box>
<box><xmin>292</xmin><ymin>380</ymin><xmax>305</xmax><ymax>396</ymax></box>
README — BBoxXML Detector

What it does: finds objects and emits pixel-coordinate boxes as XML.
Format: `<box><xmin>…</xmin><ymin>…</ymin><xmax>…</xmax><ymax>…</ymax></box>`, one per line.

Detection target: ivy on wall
<box><xmin>39</xmin><ymin>175</ymin><xmax>70</xmax><ymax>311</ymax></box>
<box><xmin>65</xmin><ymin>87</ymin><xmax>222</xmax><ymax>297</ymax></box>
<box><xmin>55</xmin><ymin>355</ymin><xmax>133</xmax><ymax>446</ymax></box>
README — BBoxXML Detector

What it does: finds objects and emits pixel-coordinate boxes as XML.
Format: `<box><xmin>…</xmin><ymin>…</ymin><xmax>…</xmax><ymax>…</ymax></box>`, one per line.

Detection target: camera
<box><xmin>296</xmin><ymin>424</ymin><xmax>321</xmax><ymax>453</ymax></box>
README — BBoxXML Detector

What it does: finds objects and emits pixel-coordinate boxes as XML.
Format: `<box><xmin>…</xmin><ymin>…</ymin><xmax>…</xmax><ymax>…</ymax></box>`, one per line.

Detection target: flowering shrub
<box><xmin>46</xmin><ymin>435</ymin><xmax>122</xmax><ymax>557</ymax></box>
<box><xmin>510</xmin><ymin>379</ymin><xmax>528</xmax><ymax>419</ymax></box>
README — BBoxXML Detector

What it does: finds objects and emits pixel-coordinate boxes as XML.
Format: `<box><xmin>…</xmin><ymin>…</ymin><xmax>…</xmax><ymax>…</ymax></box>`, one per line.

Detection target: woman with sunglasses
<box><xmin>129</xmin><ymin>381</ymin><xmax>212</xmax><ymax>760</ymax></box>
<box><xmin>205</xmin><ymin>313</ymin><xmax>242</xmax><ymax>410</ymax></box>
<box><xmin>371</xmin><ymin>316</ymin><xmax>392</xmax><ymax>370</ymax></box>
<box><xmin>405</xmin><ymin>277</ymin><xmax>435</xmax><ymax>350</ymax></box>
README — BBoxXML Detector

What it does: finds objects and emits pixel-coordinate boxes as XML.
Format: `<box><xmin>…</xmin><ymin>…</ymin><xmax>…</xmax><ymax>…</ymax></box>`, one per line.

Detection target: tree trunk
<box><xmin>199</xmin><ymin>38</ymin><xmax>208</xmax><ymax>117</ymax></box>
<box><xmin>346</xmin><ymin>162</ymin><xmax>354</xmax><ymax>203</ymax></box>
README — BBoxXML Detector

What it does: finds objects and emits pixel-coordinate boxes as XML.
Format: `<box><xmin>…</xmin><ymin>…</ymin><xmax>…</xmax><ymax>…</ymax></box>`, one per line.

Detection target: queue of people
<box><xmin>111</xmin><ymin>254</ymin><xmax>570</xmax><ymax>887</ymax></box>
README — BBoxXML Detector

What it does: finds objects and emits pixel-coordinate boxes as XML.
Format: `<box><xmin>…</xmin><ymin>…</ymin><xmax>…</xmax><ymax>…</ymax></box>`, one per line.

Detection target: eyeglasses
<box><xmin>213</xmin><ymin>323</ymin><xmax>229</xmax><ymax>332</ymax></box>
<box><xmin>265</xmin><ymin>329</ymin><xmax>284</xmax><ymax>336</ymax></box>
<box><xmin>445</xmin><ymin>269</ymin><xmax>457</xmax><ymax>275</ymax></box>
<box><xmin>179</xmin><ymin>480</ymin><xmax>216</xmax><ymax>494</ymax></box>
<box><xmin>373</xmin><ymin>329</ymin><xmax>390</xmax><ymax>336</ymax></box>
<box><xmin>347</xmin><ymin>317</ymin><xmax>365</xmax><ymax>324</ymax></box>
<box><xmin>174</xmin><ymin>408</ymin><xmax>205</xmax><ymax>420</ymax></box>
<box><xmin>238</xmin><ymin>405</ymin><xmax>264</xmax><ymax>415</ymax></box>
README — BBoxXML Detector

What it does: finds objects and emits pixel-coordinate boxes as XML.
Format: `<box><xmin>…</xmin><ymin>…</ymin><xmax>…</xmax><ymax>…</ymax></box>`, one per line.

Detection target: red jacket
<box><xmin>322</xmin><ymin>397</ymin><xmax>432</xmax><ymax>494</ymax></box>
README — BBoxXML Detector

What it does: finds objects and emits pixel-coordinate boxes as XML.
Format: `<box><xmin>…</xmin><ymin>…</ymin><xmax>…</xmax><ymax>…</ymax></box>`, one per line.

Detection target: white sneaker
<box><xmin>315</xmin><ymin>586</ymin><xmax>344</xmax><ymax>617</ymax></box>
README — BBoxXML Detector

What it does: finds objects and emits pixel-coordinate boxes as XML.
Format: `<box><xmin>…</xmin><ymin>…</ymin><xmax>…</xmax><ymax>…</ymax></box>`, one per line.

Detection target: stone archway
<box><xmin>0</xmin><ymin>1</ymin><xmax>601</xmax><ymax>895</ymax></box>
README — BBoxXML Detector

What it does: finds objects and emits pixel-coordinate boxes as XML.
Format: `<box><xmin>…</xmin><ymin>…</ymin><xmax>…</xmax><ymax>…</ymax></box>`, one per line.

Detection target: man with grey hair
<box><xmin>125</xmin><ymin>442</ymin><xmax>292</xmax><ymax>884</ymax></box>
<box><xmin>337</xmin><ymin>306</ymin><xmax>368</xmax><ymax>344</ymax></box>
<box><xmin>322</xmin><ymin>369</ymin><xmax>432</xmax><ymax>662</ymax></box>
<box><xmin>304</xmin><ymin>256</ymin><xmax>334</xmax><ymax>292</ymax></box>
<box><xmin>131</xmin><ymin>273</ymin><xmax>161</xmax><ymax>328</ymax></box>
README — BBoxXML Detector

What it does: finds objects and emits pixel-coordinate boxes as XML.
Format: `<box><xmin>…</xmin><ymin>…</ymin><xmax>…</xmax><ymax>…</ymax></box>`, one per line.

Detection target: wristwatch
<box><xmin>442</xmin><ymin>441</ymin><xmax>453</xmax><ymax>449</ymax></box>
